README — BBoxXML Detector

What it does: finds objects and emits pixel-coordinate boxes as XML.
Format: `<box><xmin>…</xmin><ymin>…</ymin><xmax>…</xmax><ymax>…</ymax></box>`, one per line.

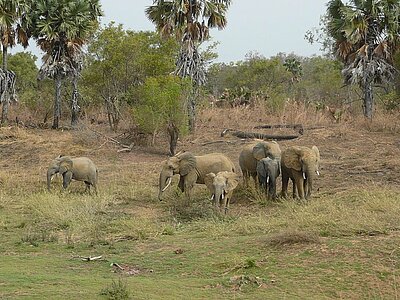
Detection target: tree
<box><xmin>145</xmin><ymin>0</ymin><xmax>232</xmax><ymax>132</ymax></box>
<box><xmin>24</xmin><ymin>0</ymin><xmax>102</xmax><ymax>128</ymax></box>
<box><xmin>134</xmin><ymin>75</ymin><xmax>190</xmax><ymax>155</ymax></box>
<box><xmin>82</xmin><ymin>24</ymin><xmax>178</xmax><ymax>131</ymax></box>
<box><xmin>325</xmin><ymin>0</ymin><xmax>400</xmax><ymax>119</ymax></box>
<box><xmin>0</xmin><ymin>0</ymin><xmax>29</xmax><ymax>125</ymax></box>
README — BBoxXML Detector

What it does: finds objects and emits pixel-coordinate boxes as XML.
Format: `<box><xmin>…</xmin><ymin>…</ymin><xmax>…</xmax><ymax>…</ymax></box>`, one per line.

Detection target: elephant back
<box><xmin>71</xmin><ymin>157</ymin><xmax>98</xmax><ymax>181</ymax></box>
<box><xmin>196</xmin><ymin>153</ymin><xmax>235</xmax><ymax>184</ymax></box>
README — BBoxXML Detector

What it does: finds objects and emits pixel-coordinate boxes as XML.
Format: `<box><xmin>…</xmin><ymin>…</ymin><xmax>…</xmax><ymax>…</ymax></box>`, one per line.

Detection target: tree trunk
<box><xmin>167</xmin><ymin>122</ymin><xmax>179</xmax><ymax>156</ymax></box>
<box><xmin>187</xmin><ymin>87</ymin><xmax>198</xmax><ymax>133</ymax></box>
<box><xmin>1</xmin><ymin>45</ymin><xmax>9</xmax><ymax>126</ymax></box>
<box><xmin>362</xmin><ymin>80</ymin><xmax>374</xmax><ymax>119</ymax></box>
<box><xmin>71</xmin><ymin>76</ymin><xmax>79</xmax><ymax>126</ymax></box>
<box><xmin>52</xmin><ymin>74</ymin><xmax>62</xmax><ymax>129</ymax></box>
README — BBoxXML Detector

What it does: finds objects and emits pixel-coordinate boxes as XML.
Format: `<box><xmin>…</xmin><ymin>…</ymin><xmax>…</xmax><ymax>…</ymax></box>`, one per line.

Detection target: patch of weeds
<box><xmin>161</xmin><ymin>224</ymin><xmax>176</xmax><ymax>236</ymax></box>
<box><xmin>100</xmin><ymin>278</ymin><xmax>130</xmax><ymax>300</ymax></box>
<box><xmin>228</xmin><ymin>275</ymin><xmax>266</xmax><ymax>291</ymax></box>
<box><xmin>21</xmin><ymin>227</ymin><xmax>58</xmax><ymax>246</ymax></box>
<box><xmin>165</xmin><ymin>192</ymin><xmax>218</xmax><ymax>222</ymax></box>
<box><xmin>266</xmin><ymin>229</ymin><xmax>319</xmax><ymax>247</ymax></box>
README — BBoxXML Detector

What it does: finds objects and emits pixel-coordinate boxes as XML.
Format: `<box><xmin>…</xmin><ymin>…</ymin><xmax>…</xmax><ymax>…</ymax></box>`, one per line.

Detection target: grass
<box><xmin>1</xmin><ymin>182</ymin><xmax>400</xmax><ymax>299</ymax></box>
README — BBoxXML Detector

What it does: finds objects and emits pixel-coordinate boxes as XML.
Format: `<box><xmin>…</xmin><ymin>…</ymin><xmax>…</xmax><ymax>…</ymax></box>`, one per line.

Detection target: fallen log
<box><xmin>253</xmin><ymin>124</ymin><xmax>304</xmax><ymax>135</ymax></box>
<box><xmin>221</xmin><ymin>129</ymin><xmax>299</xmax><ymax>140</ymax></box>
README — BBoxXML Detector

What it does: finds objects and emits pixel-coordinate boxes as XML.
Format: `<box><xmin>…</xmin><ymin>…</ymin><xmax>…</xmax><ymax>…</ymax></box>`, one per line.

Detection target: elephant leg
<box><xmin>84</xmin><ymin>181</ymin><xmax>92</xmax><ymax>194</ymax></box>
<box><xmin>178</xmin><ymin>176</ymin><xmax>185</xmax><ymax>193</ymax></box>
<box><xmin>295</xmin><ymin>178</ymin><xmax>305</xmax><ymax>199</ymax></box>
<box><xmin>251</xmin><ymin>173</ymin><xmax>258</xmax><ymax>186</ymax></box>
<box><xmin>281</xmin><ymin>173</ymin><xmax>289</xmax><ymax>198</ymax></box>
<box><xmin>292</xmin><ymin>179</ymin><xmax>297</xmax><ymax>198</ymax></box>
<box><xmin>62</xmin><ymin>171</ymin><xmax>73</xmax><ymax>190</ymax></box>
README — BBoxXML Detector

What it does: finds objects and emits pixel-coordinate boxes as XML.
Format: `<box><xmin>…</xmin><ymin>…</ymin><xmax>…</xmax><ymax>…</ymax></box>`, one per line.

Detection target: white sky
<box><xmin>100</xmin><ymin>0</ymin><xmax>329</xmax><ymax>62</ymax></box>
<box><xmin>17</xmin><ymin>1</ymin><xmax>329</xmax><ymax>64</ymax></box>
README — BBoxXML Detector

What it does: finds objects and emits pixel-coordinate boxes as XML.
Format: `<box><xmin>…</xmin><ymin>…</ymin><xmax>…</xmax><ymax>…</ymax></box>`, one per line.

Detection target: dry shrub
<box><xmin>265</xmin><ymin>229</ymin><xmax>320</xmax><ymax>247</ymax></box>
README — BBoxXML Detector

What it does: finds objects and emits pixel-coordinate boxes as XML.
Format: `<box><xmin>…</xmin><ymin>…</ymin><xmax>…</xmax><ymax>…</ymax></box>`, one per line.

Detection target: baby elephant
<box><xmin>256</xmin><ymin>157</ymin><xmax>280</xmax><ymax>199</ymax></box>
<box><xmin>47</xmin><ymin>156</ymin><xmax>98</xmax><ymax>194</ymax></box>
<box><xmin>204</xmin><ymin>171</ymin><xmax>240</xmax><ymax>214</ymax></box>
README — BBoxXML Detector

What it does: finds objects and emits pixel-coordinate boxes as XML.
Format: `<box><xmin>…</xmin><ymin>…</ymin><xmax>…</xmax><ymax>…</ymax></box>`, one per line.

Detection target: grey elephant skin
<box><xmin>204</xmin><ymin>171</ymin><xmax>240</xmax><ymax>213</ymax></box>
<box><xmin>47</xmin><ymin>156</ymin><xmax>98</xmax><ymax>194</ymax></box>
<box><xmin>239</xmin><ymin>141</ymin><xmax>281</xmax><ymax>184</ymax></box>
<box><xmin>256</xmin><ymin>157</ymin><xmax>280</xmax><ymax>199</ymax></box>
<box><xmin>158</xmin><ymin>152</ymin><xmax>235</xmax><ymax>200</ymax></box>
<box><xmin>281</xmin><ymin>146</ymin><xmax>320</xmax><ymax>199</ymax></box>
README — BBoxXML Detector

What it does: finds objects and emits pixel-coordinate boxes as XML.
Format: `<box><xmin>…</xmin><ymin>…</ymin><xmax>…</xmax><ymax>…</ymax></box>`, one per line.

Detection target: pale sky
<box><xmin>17</xmin><ymin>1</ymin><xmax>329</xmax><ymax>64</ymax></box>
<box><xmin>100</xmin><ymin>0</ymin><xmax>329</xmax><ymax>62</ymax></box>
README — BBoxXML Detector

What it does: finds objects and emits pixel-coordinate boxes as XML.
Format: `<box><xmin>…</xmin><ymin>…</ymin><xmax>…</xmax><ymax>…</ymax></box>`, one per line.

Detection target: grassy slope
<box><xmin>0</xmin><ymin>109</ymin><xmax>400</xmax><ymax>299</ymax></box>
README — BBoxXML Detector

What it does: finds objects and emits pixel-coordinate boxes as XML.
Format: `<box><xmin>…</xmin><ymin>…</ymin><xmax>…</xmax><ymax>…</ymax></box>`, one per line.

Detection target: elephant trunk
<box><xmin>213</xmin><ymin>186</ymin><xmax>225</xmax><ymax>207</ymax></box>
<box><xmin>47</xmin><ymin>168</ymin><xmax>57</xmax><ymax>191</ymax></box>
<box><xmin>303</xmin><ymin>166</ymin><xmax>316</xmax><ymax>198</ymax></box>
<box><xmin>158</xmin><ymin>172</ymin><xmax>172</xmax><ymax>201</ymax></box>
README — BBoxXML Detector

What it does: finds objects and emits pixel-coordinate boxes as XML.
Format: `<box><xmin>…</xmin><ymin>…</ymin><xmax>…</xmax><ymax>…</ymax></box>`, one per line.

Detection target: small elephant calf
<box><xmin>204</xmin><ymin>171</ymin><xmax>240</xmax><ymax>214</ymax></box>
<box><xmin>256</xmin><ymin>157</ymin><xmax>281</xmax><ymax>199</ymax></box>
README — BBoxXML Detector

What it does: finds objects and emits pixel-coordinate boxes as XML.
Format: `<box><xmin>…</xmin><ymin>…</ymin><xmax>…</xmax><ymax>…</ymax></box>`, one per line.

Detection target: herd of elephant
<box><xmin>158</xmin><ymin>141</ymin><xmax>320</xmax><ymax>213</ymax></box>
<box><xmin>46</xmin><ymin>141</ymin><xmax>320</xmax><ymax>214</ymax></box>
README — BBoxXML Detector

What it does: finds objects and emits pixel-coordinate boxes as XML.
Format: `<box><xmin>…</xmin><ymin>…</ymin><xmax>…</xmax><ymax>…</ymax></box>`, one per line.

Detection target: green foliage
<box><xmin>81</xmin><ymin>23</ymin><xmax>179</xmax><ymax>129</ymax></box>
<box><xmin>100</xmin><ymin>278</ymin><xmax>130</xmax><ymax>300</ymax></box>
<box><xmin>133</xmin><ymin>75</ymin><xmax>190</xmax><ymax>139</ymax></box>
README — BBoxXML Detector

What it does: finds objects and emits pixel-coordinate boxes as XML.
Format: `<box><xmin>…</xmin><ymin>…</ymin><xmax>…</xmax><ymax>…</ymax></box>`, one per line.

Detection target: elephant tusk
<box><xmin>303</xmin><ymin>172</ymin><xmax>306</xmax><ymax>180</ymax></box>
<box><xmin>210</xmin><ymin>194</ymin><xmax>215</xmax><ymax>201</ymax></box>
<box><xmin>266</xmin><ymin>176</ymin><xmax>269</xmax><ymax>184</ymax></box>
<box><xmin>316</xmin><ymin>170</ymin><xmax>320</xmax><ymax>176</ymax></box>
<box><xmin>221</xmin><ymin>192</ymin><xmax>225</xmax><ymax>200</ymax></box>
<box><xmin>162</xmin><ymin>177</ymin><xmax>172</xmax><ymax>192</ymax></box>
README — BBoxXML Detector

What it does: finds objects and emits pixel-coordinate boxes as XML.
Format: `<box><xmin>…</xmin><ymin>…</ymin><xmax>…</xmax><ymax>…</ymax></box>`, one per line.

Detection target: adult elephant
<box><xmin>256</xmin><ymin>157</ymin><xmax>280</xmax><ymax>199</ymax></box>
<box><xmin>281</xmin><ymin>146</ymin><xmax>320</xmax><ymax>199</ymax></box>
<box><xmin>158</xmin><ymin>152</ymin><xmax>235</xmax><ymax>200</ymax></box>
<box><xmin>47</xmin><ymin>156</ymin><xmax>98</xmax><ymax>194</ymax></box>
<box><xmin>239</xmin><ymin>141</ymin><xmax>281</xmax><ymax>184</ymax></box>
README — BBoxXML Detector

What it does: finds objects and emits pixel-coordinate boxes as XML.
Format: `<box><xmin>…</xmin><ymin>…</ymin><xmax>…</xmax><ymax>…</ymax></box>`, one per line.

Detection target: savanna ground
<box><xmin>1</xmin><ymin>102</ymin><xmax>400</xmax><ymax>299</ymax></box>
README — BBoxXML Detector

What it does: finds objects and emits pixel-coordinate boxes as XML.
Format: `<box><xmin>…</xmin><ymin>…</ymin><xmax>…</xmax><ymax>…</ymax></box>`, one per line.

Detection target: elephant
<box><xmin>239</xmin><ymin>141</ymin><xmax>281</xmax><ymax>184</ymax></box>
<box><xmin>256</xmin><ymin>157</ymin><xmax>281</xmax><ymax>199</ymax></box>
<box><xmin>281</xmin><ymin>146</ymin><xmax>320</xmax><ymax>200</ymax></box>
<box><xmin>204</xmin><ymin>171</ymin><xmax>240</xmax><ymax>213</ymax></box>
<box><xmin>158</xmin><ymin>151</ymin><xmax>235</xmax><ymax>201</ymax></box>
<box><xmin>47</xmin><ymin>156</ymin><xmax>98</xmax><ymax>194</ymax></box>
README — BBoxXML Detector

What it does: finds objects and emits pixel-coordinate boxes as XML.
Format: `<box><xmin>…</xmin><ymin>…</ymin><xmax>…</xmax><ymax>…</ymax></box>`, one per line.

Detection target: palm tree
<box><xmin>24</xmin><ymin>0</ymin><xmax>102</xmax><ymax>128</ymax></box>
<box><xmin>0</xmin><ymin>0</ymin><xmax>29</xmax><ymax>125</ymax></box>
<box><xmin>146</xmin><ymin>0</ymin><xmax>231</xmax><ymax>132</ymax></box>
<box><xmin>326</xmin><ymin>0</ymin><xmax>400</xmax><ymax>119</ymax></box>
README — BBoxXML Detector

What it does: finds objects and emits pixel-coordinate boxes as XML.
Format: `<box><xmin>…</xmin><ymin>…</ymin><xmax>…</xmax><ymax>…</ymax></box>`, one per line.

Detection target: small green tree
<box><xmin>82</xmin><ymin>24</ymin><xmax>178</xmax><ymax>130</ymax></box>
<box><xmin>134</xmin><ymin>75</ymin><xmax>189</xmax><ymax>156</ymax></box>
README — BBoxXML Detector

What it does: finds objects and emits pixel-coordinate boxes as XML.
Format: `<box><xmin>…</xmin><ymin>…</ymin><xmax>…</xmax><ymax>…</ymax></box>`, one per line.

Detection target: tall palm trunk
<box><xmin>1</xmin><ymin>45</ymin><xmax>9</xmax><ymax>125</ymax></box>
<box><xmin>71</xmin><ymin>75</ymin><xmax>79</xmax><ymax>126</ymax></box>
<box><xmin>362</xmin><ymin>79</ymin><xmax>374</xmax><ymax>119</ymax></box>
<box><xmin>52</xmin><ymin>74</ymin><xmax>62</xmax><ymax>129</ymax></box>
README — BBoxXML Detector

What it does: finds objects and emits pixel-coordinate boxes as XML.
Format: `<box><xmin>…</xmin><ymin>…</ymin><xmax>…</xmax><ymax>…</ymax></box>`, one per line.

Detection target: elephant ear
<box><xmin>204</xmin><ymin>172</ymin><xmax>216</xmax><ymax>192</ymax></box>
<box><xmin>312</xmin><ymin>145</ymin><xmax>320</xmax><ymax>161</ymax></box>
<box><xmin>224</xmin><ymin>172</ymin><xmax>239</xmax><ymax>192</ymax></box>
<box><xmin>252</xmin><ymin>142</ymin><xmax>266</xmax><ymax>160</ymax></box>
<box><xmin>283</xmin><ymin>147</ymin><xmax>302</xmax><ymax>171</ymax></box>
<box><xmin>256</xmin><ymin>160</ymin><xmax>267</xmax><ymax>178</ymax></box>
<box><xmin>177</xmin><ymin>152</ymin><xmax>196</xmax><ymax>176</ymax></box>
<box><xmin>59</xmin><ymin>157</ymin><xmax>73</xmax><ymax>174</ymax></box>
